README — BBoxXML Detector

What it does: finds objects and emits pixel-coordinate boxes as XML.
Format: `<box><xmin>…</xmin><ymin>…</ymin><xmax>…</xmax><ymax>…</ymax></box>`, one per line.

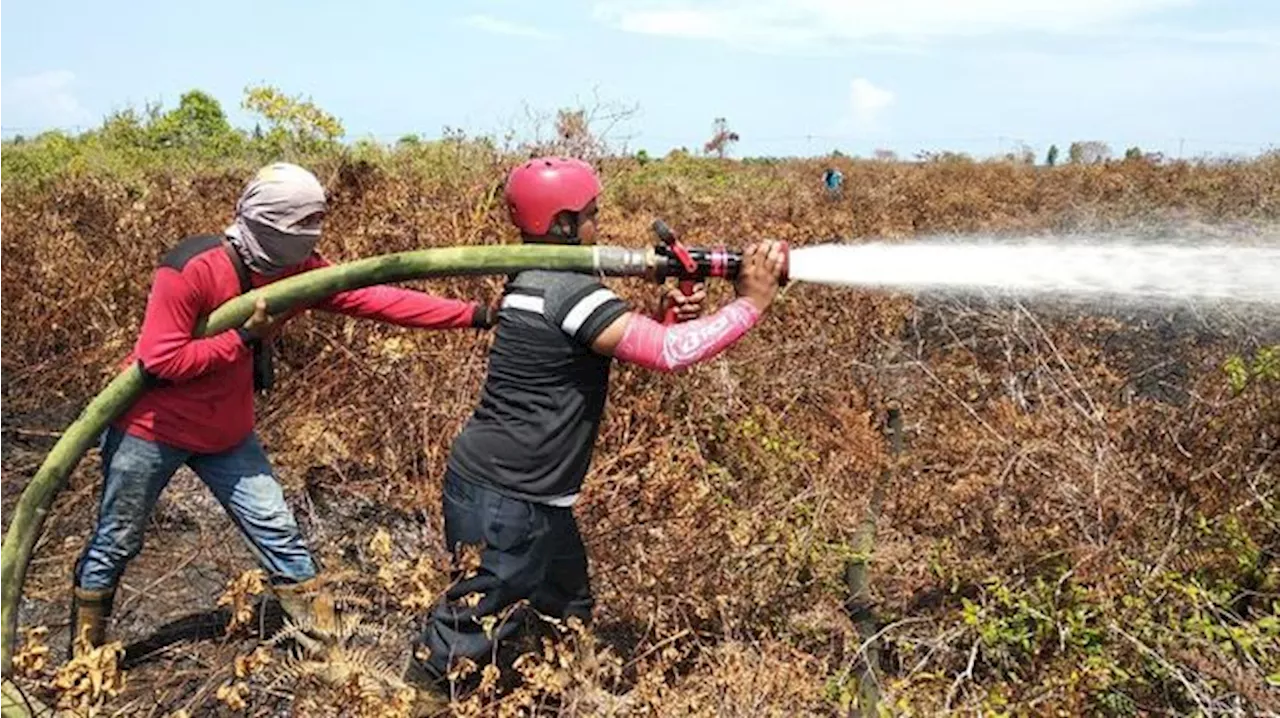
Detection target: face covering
<box><xmin>225</xmin><ymin>162</ymin><xmax>328</xmax><ymax>275</ymax></box>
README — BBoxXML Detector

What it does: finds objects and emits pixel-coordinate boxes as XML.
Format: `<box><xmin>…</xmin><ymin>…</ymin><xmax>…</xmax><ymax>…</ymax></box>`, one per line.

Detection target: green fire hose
<box><xmin>0</xmin><ymin>244</ymin><xmax>654</xmax><ymax>710</ymax></box>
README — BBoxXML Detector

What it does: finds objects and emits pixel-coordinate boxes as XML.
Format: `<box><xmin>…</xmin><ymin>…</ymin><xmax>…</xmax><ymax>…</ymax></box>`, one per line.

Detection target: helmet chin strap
<box><xmin>554</xmin><ymin>212</ymin><xmax>580</xmax><ymax>240</ymax></box>
<box><xmin>537</xmin><ymin>211</ymin><xmax>582</xmax><ymax>244</ymax></box>
<box><xmin>520</xmin><ymin>209</ymin><xmax>595</xmax><ymax>244</ymax></box>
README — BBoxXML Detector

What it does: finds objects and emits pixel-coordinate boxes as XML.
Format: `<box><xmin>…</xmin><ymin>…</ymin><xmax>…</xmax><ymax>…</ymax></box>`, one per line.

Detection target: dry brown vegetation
<box><xmin>3</xmin><ymin>150</ymin><xmax>1279</xmax><ymax>716</ymax></box>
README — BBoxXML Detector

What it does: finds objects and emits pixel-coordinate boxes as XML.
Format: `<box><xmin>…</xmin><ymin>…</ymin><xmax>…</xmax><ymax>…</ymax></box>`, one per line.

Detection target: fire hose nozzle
<box><xmin>649</xmin><ymin>219</ymin><xmax>789</xmax><ymax>285</ymax></box>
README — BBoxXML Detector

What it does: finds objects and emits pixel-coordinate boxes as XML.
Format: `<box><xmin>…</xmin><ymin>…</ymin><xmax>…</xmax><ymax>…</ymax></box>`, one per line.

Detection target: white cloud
<box><xmin>461</xmin><ymin>14</ymin><xmax>555</xmax><ymax>39</ymax></box>
<box><xmin>3</xmin><ymin>70</ymin><xmax>92</xmax><ymax>128</ymax></box>
<box><xmin>850</xmin><ymin>78</ymin><xmax>894</xmax><ymax>129</ymax></box>
<box><xmin>1083</xmin><ymin>25</ymin><xmax>1280</xmax><ymax>48</ymax></box>
<box><xmin>595</xmin><ymin>0</ymin><xmax>1202</xmax><ymax>52</ymax></box>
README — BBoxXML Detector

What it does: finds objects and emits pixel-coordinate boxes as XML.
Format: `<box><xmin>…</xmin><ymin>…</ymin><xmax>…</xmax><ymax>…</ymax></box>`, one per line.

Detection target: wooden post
<box><xmin>844</xmin><ymin>406</ymin><xmax>902</xmax><ymax>717</ymax></box>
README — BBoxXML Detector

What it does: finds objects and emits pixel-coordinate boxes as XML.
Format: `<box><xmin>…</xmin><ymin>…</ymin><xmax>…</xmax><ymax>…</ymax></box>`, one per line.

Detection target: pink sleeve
<box><xmin>135</xmin><ymin>268</ymin><xmax>249</xmax><ymax>382</ymax></box>
<box><xmin>613</xmin><ymin>298</ymin><xmax>761</xmax><ymax>373</ymax></box>
<box><xmin>306</xmin><ymin>255</ymin><xmax>482</xmax><ymax>329</ymax></box>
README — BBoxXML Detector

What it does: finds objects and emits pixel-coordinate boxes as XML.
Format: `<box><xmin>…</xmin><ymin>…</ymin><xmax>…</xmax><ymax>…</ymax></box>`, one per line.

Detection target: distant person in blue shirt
<box><xmin>823</xmin><ymin>167</ymin><xmax>844</xmax><ymax>200</ymax></box>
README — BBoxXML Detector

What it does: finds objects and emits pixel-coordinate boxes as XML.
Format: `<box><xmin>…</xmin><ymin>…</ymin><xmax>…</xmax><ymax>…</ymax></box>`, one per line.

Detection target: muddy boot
<box><xmin>410</xmin><ymin>688</ymin><xmax>451</xmax><ymax>717</ymax></box>
<box><xmin>572</xmin><ymin>637</ymin><xmax>599</xmax><ymax>674</ymax></box>
<box><xmin>403</xmin><ymin>655</ymin><xmax>451</xmax><ymax>716</ymax></box>
<box><xmin>272</xmin><ymin>577</ymin><xmax>338</xmax><ymax>653</ymax></box>
<box><xmin>70</xmin><ymin>587</ymin><xmax>115</xmax><ymax>657</ymax></box>
<box><xmin>562</xmin><ymin>616</ymin><xmax>601</xmax><ymax>674</ymax></box>
<box><xmin>560</xmin><ymin>623</ymin><xmax>625</xmax><ymax>709</ymax></box>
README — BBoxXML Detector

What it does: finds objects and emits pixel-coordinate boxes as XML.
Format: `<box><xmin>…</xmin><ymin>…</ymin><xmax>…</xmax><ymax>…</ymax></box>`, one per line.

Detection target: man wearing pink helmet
<box><xmin>409</xmin><ymin>157</ymin><xmax>785</xmax><ymax>693</ymax></box>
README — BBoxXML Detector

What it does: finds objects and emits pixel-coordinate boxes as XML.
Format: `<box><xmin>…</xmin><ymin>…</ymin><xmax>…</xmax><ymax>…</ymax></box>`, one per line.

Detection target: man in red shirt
<box><xmin>71</xmin><ymin>162</ymin><xmax>494</xmax><ymax>654</ymax></box>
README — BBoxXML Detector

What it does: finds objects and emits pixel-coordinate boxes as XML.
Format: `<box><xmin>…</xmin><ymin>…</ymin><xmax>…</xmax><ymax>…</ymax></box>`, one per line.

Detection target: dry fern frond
<box><xmin>215</xmin><ymin>680</ymin><xmax>250</xmax><ymax>711</ymax></box>
<box><xmin>217</xmin><ymin>569</ymin><xmax>266</xmax><ymax>635</ymax></box>
<box><xmin>51</xmin><ymin>640</ymin><xmax>127</xmax><ymax>714</ymax></box>
<box><xmin>12</xmin><ymin>626</ymin><xmax>51</xmax><ymax>678</ymax></box>
<box><xmin>234</xmin><ymin>646</ymin><xmax>273</xmax><ymax>679</ymax></box>
<box><xmin>264</xmin><ymin>607</ymin><xmax>412</xmax><ymax>710</ymax></box>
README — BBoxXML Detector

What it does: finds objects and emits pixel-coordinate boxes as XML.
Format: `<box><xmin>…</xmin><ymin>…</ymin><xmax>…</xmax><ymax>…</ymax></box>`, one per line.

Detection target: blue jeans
<box><xmin>75</xmin><ymin>427</ymin><xmax>318</xmax><ymax>591</ymax></box>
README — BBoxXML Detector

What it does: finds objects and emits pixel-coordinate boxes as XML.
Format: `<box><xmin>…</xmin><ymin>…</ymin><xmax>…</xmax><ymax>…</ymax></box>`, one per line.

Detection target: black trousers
<box><xmin>414</xmin><ymin>470</ymin><xmax>593</xmax><ymax>681</ymax></box>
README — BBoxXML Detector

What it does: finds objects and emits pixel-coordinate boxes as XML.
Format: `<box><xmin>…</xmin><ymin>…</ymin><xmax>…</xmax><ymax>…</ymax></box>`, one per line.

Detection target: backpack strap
<box><xmin>223</xmin><ymin>242</ymin><xmax>252</xmax><ymax>294</ymax></box>
<box><xmin>221</xmin><ymin>241</ymin><xmax>275</xmax><ymax>393</ymax></box>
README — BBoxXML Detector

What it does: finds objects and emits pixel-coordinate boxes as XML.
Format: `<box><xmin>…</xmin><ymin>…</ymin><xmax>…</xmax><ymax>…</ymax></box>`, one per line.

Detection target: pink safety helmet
<box><xmin>504</xmin><ymin>157</ymin><xmax>602</xmax><ymax>236</ymax></box>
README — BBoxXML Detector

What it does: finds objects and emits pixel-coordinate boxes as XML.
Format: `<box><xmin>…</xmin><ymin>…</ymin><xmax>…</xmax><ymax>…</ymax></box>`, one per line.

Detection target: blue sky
<box><xmin>2</xmin><ymin>0</ymin><xmax>1277</xmax><ymax>158</ymax></box>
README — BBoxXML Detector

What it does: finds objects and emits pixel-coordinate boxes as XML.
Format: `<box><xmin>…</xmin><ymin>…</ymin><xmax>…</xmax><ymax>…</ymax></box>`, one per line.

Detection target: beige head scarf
<box><xmin>225</xmin><ymin>163</ymin><xmax>327</xmax><ymax>274</ymax></box>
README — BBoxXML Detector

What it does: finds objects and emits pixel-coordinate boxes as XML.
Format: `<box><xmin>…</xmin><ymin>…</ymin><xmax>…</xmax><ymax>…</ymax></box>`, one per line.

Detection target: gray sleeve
<box><xmin>544</xmin><ymin>274</ymin><xmax>631</xmax><ymax>346</ymax></box>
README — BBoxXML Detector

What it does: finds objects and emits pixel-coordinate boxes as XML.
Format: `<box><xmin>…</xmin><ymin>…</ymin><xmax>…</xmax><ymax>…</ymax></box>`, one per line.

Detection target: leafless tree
<box><xmin>704</xmin><ymin>117</ymin><xmax>740</xmax><ymax>159</ymax></box>
<box><xmin>513</xmin><ymin>87</ymin><xmax>640</xmax><ymax>160</ymax></box>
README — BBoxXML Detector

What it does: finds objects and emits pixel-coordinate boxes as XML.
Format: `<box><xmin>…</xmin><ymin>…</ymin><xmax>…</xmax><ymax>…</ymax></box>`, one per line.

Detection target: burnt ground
<box><xmin>3</xmin><ymin>408</ymin><xmax>656</xmax><ymax>717</ymax></box>
<box><xmin>1</xmin><ymin>400</ymin><xmax>447</xmax><ymax>716</ymax></box>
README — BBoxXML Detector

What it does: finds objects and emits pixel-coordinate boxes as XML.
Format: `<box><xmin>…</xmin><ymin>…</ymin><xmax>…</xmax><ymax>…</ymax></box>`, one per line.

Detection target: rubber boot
<box><xmin>70</xmin><ymin>587</ymin><xmax>115</xmax><ymax>658</ymax></box>
<box><xmin>410</xmin><ymin>688</ymin><xmax>451</xmax><ymax>717</ymax></box>
<box><xmin>570</xmin><ymin>634</ymin><xmax>600</xmax><ymax>675</ymax></box>
<box><xmin>403</xmin><ymin>653</ymin><xmax>451</xmax><ymax>716</ymax></box>
<box><xmin>272</xmin><ymin>577</ymin><xmax>338</xmax><ymax>652</ymax></box>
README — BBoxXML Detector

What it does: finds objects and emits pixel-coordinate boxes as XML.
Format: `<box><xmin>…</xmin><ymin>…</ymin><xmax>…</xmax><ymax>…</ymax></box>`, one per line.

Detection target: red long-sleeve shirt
<box><xmin>115</xmin><ymin>236</ymin><xmax>483</xmax><ymax>454</ymax></box>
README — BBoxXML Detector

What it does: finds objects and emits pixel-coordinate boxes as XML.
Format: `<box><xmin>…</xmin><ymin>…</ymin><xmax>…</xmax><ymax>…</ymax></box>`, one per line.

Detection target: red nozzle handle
<box><xmin>663</xmin><ymin>279</ymin><xmax>697</xmax><ymax>325</ymax></box>
<box><xmin>652</xmin><ymin>219</ymin><xmax>697</xmax><ymax>274</ymax></box>
<box><xmin>653</xmin><ymin>220</ymin><xmax>699</xmax><ymax>325</ymax></box>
